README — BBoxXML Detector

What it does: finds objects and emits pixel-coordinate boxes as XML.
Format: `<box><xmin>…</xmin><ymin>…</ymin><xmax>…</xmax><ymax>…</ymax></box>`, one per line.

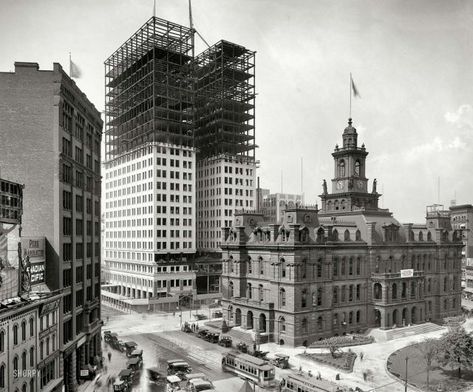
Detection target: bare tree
<box><xmin>416</xmin><ymin>338</ymin><xmax>440</xmax><ymax>388</ymax></box>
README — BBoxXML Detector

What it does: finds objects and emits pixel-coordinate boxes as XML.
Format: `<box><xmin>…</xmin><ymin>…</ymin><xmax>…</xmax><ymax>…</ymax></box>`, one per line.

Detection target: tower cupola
<box><xmin>342</xmin><ymin>118</ymin><xmax>358</xmax><ymax>149</ymax></box>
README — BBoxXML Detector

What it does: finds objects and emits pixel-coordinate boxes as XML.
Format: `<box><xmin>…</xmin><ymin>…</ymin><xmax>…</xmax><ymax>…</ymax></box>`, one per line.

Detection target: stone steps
<box><xmin>368</xmin><ymin>322</ymin><xmax>445</xmax><ymax>342</ymax></box>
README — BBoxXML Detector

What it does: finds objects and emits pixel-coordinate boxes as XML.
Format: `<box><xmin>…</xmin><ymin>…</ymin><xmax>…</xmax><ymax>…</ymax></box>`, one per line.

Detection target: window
<box><xmin>0</xmin><ymin>364</ymin><xmax>4</xmax><ymax>388</ymax></box>
<box><xmin>338</xmin><ymin>160</ymin><xmax>345</xmax><ymax>177</ymax></box>
<box><xmin>0</xmin><ymin>331</ymin><xmax>4</xmax><ymax>352</ymax></box>
<box><xmin>22</xmin><ymin>351</ymin><xmax>27</xmax><ymax>370</ymax></box>
<box><xmin>13</xmin><ymin>324</ymin><xmax>18</xmax><ymax>345</ymax></box>
<box><xmin>317</xmin><ymin>261</ymin><xmax>322</xmax><ymax>278</ymax></box>
<box><xmin>333</xmin><ymin>258</ymin><xmax>338</xmax><ymax>276</ymax></box>
<box><xmin>21</xmin><ymin>321</ymin><xmax>26</xmax><ymax>341</ymax></box>
<box><xmin>301</xmin><ymin>289</ymin><xmax>307</xmax><ymax>308</ymax></box>
<box><xmin>280</xmin><ymin>288</ymin><xmax>286</xmax><ymax>306</ymax></box>
<box><xmin>29</xmin><ymin>318</ymin><xmax>34</xmax><ymax>337</ymax></box>
<box><xmin>30</xmin><ymin>346</ymin><xmax>34</xmax><ymax>367</ymax></box>
<box><xmin>302</xmin><ymin>318</ymin><xmax>308</xmax><ymax>333</ymax></box>
<box><xmin>354</xmin><ymin>160</ymin><xmax>360</xmax><ymax>176</ymax></box>
<box><xmin>13</xmin><ymin>355</ymin><xmax>18</xmax><ymax>372</ymax></box>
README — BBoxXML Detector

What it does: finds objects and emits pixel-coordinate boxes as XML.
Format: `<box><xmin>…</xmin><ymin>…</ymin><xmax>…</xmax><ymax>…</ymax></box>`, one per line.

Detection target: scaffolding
<box><xmin>104</xmin><ymin>17</ymin><xmax>194</xmax><ymax>161</ymax></box>
<box><xmin>194</xmin><ymin>40</ymin><xmax>256</xmax><ymax>160</ymax></box>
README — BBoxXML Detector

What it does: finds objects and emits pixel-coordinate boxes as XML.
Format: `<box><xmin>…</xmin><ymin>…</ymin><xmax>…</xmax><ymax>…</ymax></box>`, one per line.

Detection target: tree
<box><xmin>437</xmin><ymin>326</ymin><xmax>473</xmax><ymax>378</ymax></box>
<box><xmin>416</xmin><ymin>338</ymin><xmax>440</xmax><ymax>388</ymax></box>
<box><xmin>321</xmin><ymin>336</ymin><xmax>345</xmax><ymax>358</ymax></box>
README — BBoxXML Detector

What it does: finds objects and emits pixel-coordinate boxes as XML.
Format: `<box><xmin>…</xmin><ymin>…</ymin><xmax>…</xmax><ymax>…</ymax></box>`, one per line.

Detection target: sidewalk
<box><xmin>78</xmin><ymin>340</ymin><xmax>129</xmax><ymax>392</ymax></box>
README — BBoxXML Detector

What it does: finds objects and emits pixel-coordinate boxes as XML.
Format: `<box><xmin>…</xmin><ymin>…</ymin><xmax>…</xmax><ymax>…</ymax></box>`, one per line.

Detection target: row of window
<box><xmin>63</xmin><ymin>191</ymin><xmax>100</xmax><ymax>215</ymax></box>
<box><xmin>63</xmin><ymin>242</ymin><xmax>100</xmax><ymax>261</ymax></box>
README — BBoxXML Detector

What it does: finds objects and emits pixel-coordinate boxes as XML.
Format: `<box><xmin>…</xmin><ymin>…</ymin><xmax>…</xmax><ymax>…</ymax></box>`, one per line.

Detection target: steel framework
<box><xmin>104</xmin><ymin>17</ymin><xmax>194</xmax><ymax>161</ymax></box>
<box><xmin>194</xmin><ymin>40</ymin><xmax>256</xmax><ymax>160</ymax></box>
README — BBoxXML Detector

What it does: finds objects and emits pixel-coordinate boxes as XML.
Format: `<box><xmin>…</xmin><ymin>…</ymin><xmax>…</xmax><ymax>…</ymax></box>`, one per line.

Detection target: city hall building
<box><xmin>220</xmin><ymin>119</ymin><xmax>463</xmax><ymax>347</ymax></box>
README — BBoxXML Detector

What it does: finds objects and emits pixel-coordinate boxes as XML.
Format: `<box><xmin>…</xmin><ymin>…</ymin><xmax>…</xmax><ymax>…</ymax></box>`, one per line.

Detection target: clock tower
<box><xmin>320</xmin><ymin>118</ymin><xmax>380</xmax><ymax>213</ymax></box>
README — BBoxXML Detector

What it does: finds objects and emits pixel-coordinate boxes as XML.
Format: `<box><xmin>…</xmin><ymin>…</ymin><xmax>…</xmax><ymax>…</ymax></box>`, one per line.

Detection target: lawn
<box><xmin>387</xmin><ymin>343</ymin><xmax>473</xmax><ymax>392</ymax></box>
<box><xmin>300</xmin><ymin>351</ymin><xmax>357</xmax><ymax>372</ymax></box>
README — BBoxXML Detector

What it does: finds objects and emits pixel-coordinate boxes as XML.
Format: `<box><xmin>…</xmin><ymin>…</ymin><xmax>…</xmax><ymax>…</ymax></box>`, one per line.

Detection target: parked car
<box><xmin>194</xmin><ymin>314</ymin><xmax>207</xmax><ymax>321</ymax></box>
<box><xmin>218</xmin><ymin>336</ymin><xmax>232</xmax><ymax>347</ymax></box>
<box><xmin>253</xmin><ymin>350</ymin><xmax>269</xmax><ymax>360</ymax></box>
<box><xmin>197</xmin><ymin>329</ymin><xmax>209</xmax><ymax>339</ymax></box>
<box><xmin>212</xmin><ymin>311</ymin><xmax>223</xmax><ymax>318</ymax></box>
<box><xmin>236</xmin><ymin>342</ymin><xmax>248</xmax><ymax>353</ymax></box>
<box><xmin>205</xmin><ymin>333</ymin><xmax>219</xmax><ymax>344</ymax></box>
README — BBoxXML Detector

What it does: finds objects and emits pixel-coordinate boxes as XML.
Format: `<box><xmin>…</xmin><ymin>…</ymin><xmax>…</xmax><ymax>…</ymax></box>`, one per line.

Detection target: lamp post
<box><xmin>404</xmin><ymin>356</ymin><xmax>409</xmax><ymax>392</ymax></box>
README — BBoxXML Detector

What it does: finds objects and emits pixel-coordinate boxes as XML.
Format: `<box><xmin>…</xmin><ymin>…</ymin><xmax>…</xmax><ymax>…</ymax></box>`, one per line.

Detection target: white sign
<box><xmin>80</xmin><ymin>369</ymin><xmax>89</xmax><ymax>377</ymax></box>
<box><xmin>400</xmin><ymin>269</ymin><xmax>414</xmax><ymax>278</ymax></box>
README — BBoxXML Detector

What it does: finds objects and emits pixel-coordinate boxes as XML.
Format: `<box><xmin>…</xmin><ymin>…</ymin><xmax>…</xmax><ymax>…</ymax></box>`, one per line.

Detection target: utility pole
<box><xmin>404</xmin><ymin>356</ymin><xmax>409</xmax><ymax>392</ymax></box>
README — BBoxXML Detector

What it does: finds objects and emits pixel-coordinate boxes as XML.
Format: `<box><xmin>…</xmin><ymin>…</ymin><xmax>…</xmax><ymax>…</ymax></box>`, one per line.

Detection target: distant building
<box><xmin>220</xmin><ymin>119</ymin><xmax>463</xmax><ymax>347</ymax></box>
<box><xmin>0</xmin><ymin>62</ymin><xmax>103</xmax><ymax>391</ymax></box>
<box><xmin>450</xmin><ymin>204</ymin><xmax>473</xmax><ymax>297</ymax></box>
<box><xmin>261</xmin><ymin>192</ymin><xmax>304</xmax><ymax>224</ymax></box>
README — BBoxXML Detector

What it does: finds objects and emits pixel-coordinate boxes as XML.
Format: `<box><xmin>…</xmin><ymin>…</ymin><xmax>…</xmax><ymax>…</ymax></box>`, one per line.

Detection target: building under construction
<box><xmin>194</xmin><ymin>40</ymin><xmax>256</xmax><ymax>160</ymax></box>
<box><xmin>104</xmin><ymin>17</ymin><xmax>195</xmax><ymax>160</ymax></box>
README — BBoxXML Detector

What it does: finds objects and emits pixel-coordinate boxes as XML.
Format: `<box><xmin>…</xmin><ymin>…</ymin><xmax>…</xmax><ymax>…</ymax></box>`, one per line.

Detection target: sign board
<box><xmin>400</xmin><ymin>269</ymin><xmax>414</xmax><ymax>278</ymax></box>
<box><xmin>80</xmin><ymin>369</ymin><xmax>89</xmax><ymax>377</ymax></box>
<box><xmin>21</xmin><ymin>237</ymin><xmax>46</xmax><ymax>285</ymax></box>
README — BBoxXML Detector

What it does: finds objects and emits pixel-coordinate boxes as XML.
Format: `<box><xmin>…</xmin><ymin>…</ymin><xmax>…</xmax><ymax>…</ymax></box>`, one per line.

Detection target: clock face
<box><xmin>336</xmin><ymin>180</ymin><xmax>344</xmax><ymax>190</ymax></box>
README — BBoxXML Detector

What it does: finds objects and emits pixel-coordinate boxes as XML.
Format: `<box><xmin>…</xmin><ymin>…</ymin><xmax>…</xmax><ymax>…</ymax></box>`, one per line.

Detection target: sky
<box><xmin>1</xmin><ymin>0</ymin><xmax>472</xmax><ymax>223</ymax></box>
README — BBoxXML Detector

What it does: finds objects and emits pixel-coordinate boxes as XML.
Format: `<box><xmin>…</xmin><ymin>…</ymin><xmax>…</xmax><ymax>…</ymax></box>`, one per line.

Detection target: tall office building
<box><xmin>103</xmin><ymin>18</ymin><xmax>197</xmax><ymax>303</ymax></box>
<box><xmin>102</xmin><ymin>17</ymin><xmax>256</xmax><ymax>308</ymax></box>
<box><xmin>0</xmin><ymin>62</ymin><xmax>103</xmax><ymax>391</ymax></box>
<box><xmin>195</xmin><ymin>40</ymin><xmax>257</xmax><ymax>253</ymax></box>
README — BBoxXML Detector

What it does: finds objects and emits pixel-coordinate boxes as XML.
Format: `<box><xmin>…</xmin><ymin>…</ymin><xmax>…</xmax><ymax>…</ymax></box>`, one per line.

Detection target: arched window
<box><xmin>356</xmin><ymin>257</ymin><xmax>361</xmax><ymax>275</ymax></box>
<box><xmin>332</xmin><ymin>229</ymin><xmax>339</xmax><ymax>241</ymax></box>
<box><xmin>301</xmin><ymin>289</ymin><xmax>307</xmax><ymax>308</ymax></box>
<box><xmin>317</xmin><ymin>260</ymin><xmax>323</xmax><ymax>278</ymax></box>
<box><xmin>402</xmin><ymin>282</ymin><xmax>407</xmax><ymax>298</ymax></box>
<box><xmin>338</xmin><ymin>160</ymin><xmax>346</xmax><ymax>177</ymax></box>
<box><xmin>418</xmin><ymin>231</ymin><xmax>423</xmax><ymax>241</ymax></box>
<box><xmin>279</xmin><ymin>317</ymin><xmax>286</xmax><ymax>332</ymax></box>
<box><xmin>356</xmin><ymin>310</ymin><xmax>361</xmax><ymax>323</ymax></box>
<box><xmin>229</xmin><ymin>281</ymin><xmax>234</xmax><ymax>297</ymax></box>
<box><xmin>22</xmin><ymin>351</ymin><xmax>27</xmax><ymax>370</ymax></box>
<box><xmin>373</xmin><ymin>283</ymin><xmax>382</xmax><ymax>300</ymax></box>
<box><xmin>349</xmin><ymin>285</ymin><xmax>354</xmax><ymax>301</ymax></box>
<box><xmin>344</xmin><ymin>230</ymin><xmax>350</xmax><ymax>241</ymax></box>
<box><xmin>259</xmin><ymin>256</ymin><xmax>264</xmax><ymax>275</ymax></box>
<box><xmin>427</xmin><ymin>232</ymin><xmax>432</xmax><ymax>241</ymax></box>
<box><xmin>258</xmin><ymin>284</ymin><xmax>264</xmax><ymax>301</ymax></box>
<box><xmin>13</xmin><ymin>355</ymin><xmax>19</xmax><ymax>372</ymax></box>
<box><xmin>22</xmin><ymin>383</ymin><xmax>27</xmax><ymax>392</ymax></box>
<box><xmin>0</xmin><ymin>363</ymin><xmax>4</xmax><ymax>388</ymax></box>
<box><xmin>333</xmin><ymin>258</ymin><xmax>338</xmax><ymax>276</ymax></box>
<box><xmin>302</xmin><ymin>318</ymin><xmax>308</xmax><ymax>333</ymax></box>
<box><xmin>317</xmin><ymin>228</ymin><xmax>324</xmax><ymax>243</ymax></box>
<box><xmin>13</xmin><ymin>324</ymin><xmax>18</xmax><ymax>345</ymax></box>
<box><xmin>341</xmin><ymin>258</ymin><xmax>346</xmax><ymax>275</ymax></box>
<box><xmin>333</xmin><ymin>286</ymin><xmax>338</xmax><ymax>303</ymax></box>
<box><xmin>349</xmin><ymin>258</ymin><xmax>353</xmax><ymax>275</ymax></box>
<box><xmin>317</xmin><ymin>287</ymin><xmax>323</xmax><ymax>306</ymax></box>
<box><xmin>356</xmin><ymin>284</ymin><xmax>361</xmax><ymax>300</ymax></box>
<box><xmin>0</xmin><ymin>330</ymin><xmax>4</xmax><ymax>352</ymax></box>
<box><xmin>349</xmin><ymin>311</ymin><xmax>353</xmax><ymax>324</ymax></box>
<box><xmin>247</xmin><ymin>283</ymin><xmax>252</xmax><ymax>299</ymax></box>
<box><xmin>247</xmin><ymin>257</ymin><xmax>252</xmax><ymax>274</ymax></box>
<box><xmin>29</xmin><ymin>318</ymin><xmax>34</xmax><ymax>337</ymax></box>
<box><xmin>21</xmin><ymin>320</ymin><xmax>26</xmax><ymax>341</ymax></box>
<box><xmin>411</xmin><ymin>281</ymin><xmax>417</xmax><ymax>299</ymax></box>
<box><xmin>317</xmin><ymin>316</ymin><xmax>323</xmax><ymax>330</ymax></box>
<box><xmin>279</xmin><ymin>288</ymin><xmax>286</xmax><ymax>306</ymax></box>
<box><xmin>355</xmin><ymin>230</ymin><xmax>361</xmax><ymax>241</ymax></box>
<box><xmin>392</xmin><ymin>283</ymin><xmax>397</xmax><ymax>299</ymax></box>
<box><xmin>30</xmin><ymin>346</ymin><xmax>34</xmax><ymax>367</ymax></box>
<box><xmin>354</xmin><ymin>160</ymin><xmax>360</xmax><ymax>176</ymax></box>
<box><xmin>281</xmin><ymin>258</ymin><xmax>286</xmax><ymax>278</ymax></box>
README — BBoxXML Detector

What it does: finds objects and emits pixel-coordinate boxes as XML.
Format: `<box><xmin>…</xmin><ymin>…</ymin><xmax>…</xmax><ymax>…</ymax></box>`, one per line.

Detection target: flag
<box><xmin>70</xmin><ymin>60</ymin><xmax>82</xmax><ymax>78</ymax></box>
<box><xmin>351</xmin><ymin>74</ymin><xmax>360</xmax><ymax>98</ymax></box>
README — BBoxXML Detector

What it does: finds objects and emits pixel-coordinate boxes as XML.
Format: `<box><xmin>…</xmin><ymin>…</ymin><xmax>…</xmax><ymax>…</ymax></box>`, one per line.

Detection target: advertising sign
<box><xmin>21</xmin><ymin>237</ymin><xmax>46</xmax><ymax>285</ymax></box>
<box><xmin>400</xmin><ymin>269</ymin><xmax>414</xmax><ymax>278</ymax></box>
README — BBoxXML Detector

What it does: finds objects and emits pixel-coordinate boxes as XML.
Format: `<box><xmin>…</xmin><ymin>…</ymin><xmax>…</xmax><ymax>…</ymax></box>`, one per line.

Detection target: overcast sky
<box><xmin>1</xmin><ymin>0</ymin><xmax>472</xmax><ymax>223</ymax></box>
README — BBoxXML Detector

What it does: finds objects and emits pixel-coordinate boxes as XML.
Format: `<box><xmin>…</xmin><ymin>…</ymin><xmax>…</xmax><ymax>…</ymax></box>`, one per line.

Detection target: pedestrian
<box><xmin>360</xmin><ymin>351</ymin><xmax>364</xmax><ymax>361</ymax></box>
<box><xmin>363</xmin><ymin>371</ymin><xmax>367</xmax><ymax>382</ymax></box>
<box><xmin>107</xmin><ymin>351</ymin><xmax>112</xmax><ymax>362</ymax></box>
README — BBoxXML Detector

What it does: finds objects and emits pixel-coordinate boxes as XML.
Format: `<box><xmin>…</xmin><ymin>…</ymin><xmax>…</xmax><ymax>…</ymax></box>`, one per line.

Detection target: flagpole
<box><xmin>69</xmin><ymin>52</ymin><xmax>72</xmax><ymax>77</ymax></box>
<box><xmin>349</xmin><ymin>73</ymin><xmax>352</xmax><ymax>119</ymax></box>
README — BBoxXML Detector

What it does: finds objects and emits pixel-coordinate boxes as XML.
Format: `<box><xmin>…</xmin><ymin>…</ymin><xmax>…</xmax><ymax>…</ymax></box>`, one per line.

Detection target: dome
<box><xmin>343</xmin><ymin>118</ymin><xmax>357</xmax><ymax>134</ymax></box>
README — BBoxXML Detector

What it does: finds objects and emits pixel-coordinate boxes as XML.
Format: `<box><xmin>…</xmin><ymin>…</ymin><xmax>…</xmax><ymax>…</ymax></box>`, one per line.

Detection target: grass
<box><xmin>300</xmin><ymin>351</ymin><xmax>357</xmax><ymax>372</ymax></box>
<box><xmin>387</xmin><ymin>343</ymin><xmax>473</xmax><ymax>392</ymax></box>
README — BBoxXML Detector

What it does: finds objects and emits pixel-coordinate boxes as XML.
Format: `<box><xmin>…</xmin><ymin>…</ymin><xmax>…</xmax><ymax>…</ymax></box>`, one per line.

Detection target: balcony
<box><xmin>232</xmin><ymin>297</ymin><xmax>274</xmax><ymax>310</ymax></box>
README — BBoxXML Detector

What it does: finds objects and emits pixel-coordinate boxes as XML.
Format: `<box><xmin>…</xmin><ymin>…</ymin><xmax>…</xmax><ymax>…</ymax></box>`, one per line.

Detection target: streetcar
<box><xmin>281</xmin><ymin>372</ymin><xmax>348</xmax><ymax>392</ymax></box>
<box><xmin>221</xmin><ymin>352</ymin><xmax>276</xmax><ymax>388</ymax></box>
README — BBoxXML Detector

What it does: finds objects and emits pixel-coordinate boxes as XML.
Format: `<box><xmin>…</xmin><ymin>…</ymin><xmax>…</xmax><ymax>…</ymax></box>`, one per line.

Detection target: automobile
<box><xmin>253</xmin><ymin>350</ymin><xmax>269</xmax><ymax>360</ymax></box>
<box><xmin>270</xmin><ymin>353</ymin><xmax>289</xmax><ymax>369</ymax></box>
<box><xmin>205</xmin><ymin>333</ymin><xmax>219</xmax><ymax>344</ymax></box>
<box><xmin>167</xmin><ymin>359</ymin><xmax>192</xmax><ymax>376</ymax></box>
<box><xmin>103</xmin><ymin>330</ymin><xmax>112</xmax><ymax>342</ymax></box>
<box><xmin>182</xmin><ymin>322</ymin><xmax>192</xmax><ymax>333</ymax></box>
<box><xmin>188</xmin><ymin>378</ymin><xmax>214</xmax><ymax>392</ymax></box>
<box><xmin>218</xmin><ymin>336</ymin><xmax>232</xmax><ymax>348</ymax></box>
<box><xmin>129</xmin><ymin>349</ymin><xmax>143</xmax><ymax>361</ymax></box>
<box><xmin>117</xmin><ymin>340</ymin><xmax>126</xmax><ymax>353</ymax></box>
<box><xmin>146</xmin><ymin>367</ymin><xmax>162</xmax><ymax>383</ymax></box>
<box><xmin>118</xmin><ymin>369</ymin><xmax>133</xmax><ymax>389</ymax></box>
<box><xmin>197</xmin><ymin>329</ymin><xmax>209</xmax><ymax>339</ymax></box>
<box><xmin>113</xmin><ymin>379</ymin><xmax>129</xmax><ymax>392</ymax></box>
<box><xmin>194</xmin><ymin>314</ymin><xmax>208</xmax><ymax>321</ymax></box>
<box><xmin>127</xmin><ymin>357</ymin><xmax>143</xmax><ymax>375</ymax></box>
<box><xmin>124</xmin><ymin>341</ymin><xmax>138</xmax><ymax>357</ymax></box>
<box><xmin>236</xmin><ymin>342</ymin><xmax>248</xmax><ymax>353</ymax></box>
<box><xmin>212</xmin><ymin>311</ymin><xmax>223</xmax><ymax>318</ymax></box>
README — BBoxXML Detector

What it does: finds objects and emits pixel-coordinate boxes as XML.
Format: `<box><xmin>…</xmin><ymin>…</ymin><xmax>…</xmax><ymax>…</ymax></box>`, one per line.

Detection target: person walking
<box><xmin>107</xmin><ymin>351</ymin><xmax>112</xmax><ymax>362</ymax></box>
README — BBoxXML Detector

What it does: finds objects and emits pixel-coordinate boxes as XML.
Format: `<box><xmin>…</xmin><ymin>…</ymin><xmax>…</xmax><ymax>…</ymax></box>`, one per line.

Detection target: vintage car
<box><xmin>218</xmin><ymin>336</ymin><xmax>232</xmax><ymax>348</ymax></box>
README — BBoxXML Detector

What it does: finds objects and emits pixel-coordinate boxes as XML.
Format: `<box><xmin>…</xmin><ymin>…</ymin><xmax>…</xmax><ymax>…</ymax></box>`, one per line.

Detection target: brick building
<box><xmin>220</xmin><ymin>119</ymin><xmax>463</xmax><ymax>347</ymax></box>
<box><xmin>0</xmin><ymin>62</ymin><xmax>103</xmax><ymax>391</ymax></box>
